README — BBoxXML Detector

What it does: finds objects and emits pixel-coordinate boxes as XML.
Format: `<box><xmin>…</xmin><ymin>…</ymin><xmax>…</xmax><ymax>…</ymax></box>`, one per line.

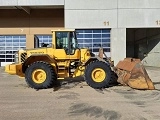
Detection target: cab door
<box><xmin>67</xmin><ymin>31</ymin><xmax>80</xmax><ymax>59</ymax></box>
<box><xmin>53</xmin><ymin>31</ymin><xmax>80</xmax><ymax>60</ymax></box>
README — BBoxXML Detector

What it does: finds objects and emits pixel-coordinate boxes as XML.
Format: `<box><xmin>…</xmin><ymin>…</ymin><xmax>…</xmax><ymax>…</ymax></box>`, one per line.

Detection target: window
<box><xmin>0</xmin><ymin>35</ymin><xmax>26</xmax><ymax>62</ymax></box>
<box><xmin>36</xmin><ymin>35</ymin><xmax>52</xmax><ymax>47</ymax></box>
<box><xmin>55</xmin><ymin>32</ymin><xmax>68</xmax><ymax>49</ymax></box>
<box><xmin>76</xmin><ymin>29</ymin><xmax>111</xmax><ymax>56</ymax></box>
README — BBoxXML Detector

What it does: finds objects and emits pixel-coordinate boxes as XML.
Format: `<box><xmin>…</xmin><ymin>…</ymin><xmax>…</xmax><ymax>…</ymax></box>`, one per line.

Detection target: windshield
<box><xmin>56</xmin><ymin>32</ymin><xmax>68</xmax><ymax>49</ymax></box>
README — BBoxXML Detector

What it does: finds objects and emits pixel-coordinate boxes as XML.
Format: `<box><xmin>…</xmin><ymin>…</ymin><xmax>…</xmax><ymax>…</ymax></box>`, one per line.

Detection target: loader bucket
<box><xmin>115</xmin><ymin>58</ymin><xmax>155</xmax><ymax>90</ymax></box>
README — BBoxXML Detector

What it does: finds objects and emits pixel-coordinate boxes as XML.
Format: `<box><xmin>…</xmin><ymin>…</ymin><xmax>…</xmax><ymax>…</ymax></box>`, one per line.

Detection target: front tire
<box><xmin>25</xmin><ymin>61</ymin><xmax>57</xmax><ymax>89</ymax></box>
<box><xmin>84</xmin><ymin>60</ymin><xmax>111</xmax><ymax>89</ymax></box>
<box><xmin>109</xmin><ymin>71</ymin><xmax>119</xmax><ymax>86</ymax></box>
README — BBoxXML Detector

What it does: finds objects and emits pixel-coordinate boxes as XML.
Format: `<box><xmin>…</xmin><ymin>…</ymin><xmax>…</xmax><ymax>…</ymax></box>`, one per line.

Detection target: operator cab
<box><xmin>55</xmin><ymin>30</ymin><xmax>79</xmax><ymax>55</ymax></box>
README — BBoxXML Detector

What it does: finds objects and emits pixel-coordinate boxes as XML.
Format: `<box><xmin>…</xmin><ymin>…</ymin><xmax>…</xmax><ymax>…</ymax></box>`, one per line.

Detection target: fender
<box><xmin>22</xmin><ymin>54</ymin><xmax>57</xmax><ymax>73</ymax></box>
<box><xmin>84</xmin><ymin>55</ymin><xmax>109</xmax><ymax>66</ymax></box>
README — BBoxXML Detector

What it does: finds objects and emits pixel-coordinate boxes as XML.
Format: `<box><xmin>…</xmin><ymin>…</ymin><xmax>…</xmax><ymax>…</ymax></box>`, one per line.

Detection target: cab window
<box><xmin>56</xmin><ymin>32</ymin><xmax>68</xmax><ymax>49</ymax></box>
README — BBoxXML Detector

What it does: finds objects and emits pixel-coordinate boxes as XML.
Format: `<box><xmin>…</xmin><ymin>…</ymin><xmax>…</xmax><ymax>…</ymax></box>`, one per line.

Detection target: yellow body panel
<box><xmin>26</xmin><ymin>48</ymin><xmax>49</xmax><ymax>57</ymax></box>
<box><xmin>26</xmin><ymin>48</ymin><xmax>81</xmax><ymax>60</ymax></box>
<box><xmin>80</xmin><ymin>49</ymin><xmax>91</xmax><ymax>63</ymax></box>
<box><xmin>72</xmin><ymin>49</ymin><xmax>91</xmax><ymax>77</ymax></box>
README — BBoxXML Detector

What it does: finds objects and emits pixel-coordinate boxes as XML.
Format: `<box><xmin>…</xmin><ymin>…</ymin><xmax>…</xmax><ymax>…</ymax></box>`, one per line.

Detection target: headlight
<box><xmin>14</xmin><ymin>52</ymin><xmax>19</xmax><ymax>63</ymax></box>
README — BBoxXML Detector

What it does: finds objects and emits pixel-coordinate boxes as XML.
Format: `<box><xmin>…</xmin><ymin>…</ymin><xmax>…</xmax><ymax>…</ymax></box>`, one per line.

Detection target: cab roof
<box><xmin>51</xmin><ymin>29</ymin><xmax>75</xmax><ymax>32</ymax></box>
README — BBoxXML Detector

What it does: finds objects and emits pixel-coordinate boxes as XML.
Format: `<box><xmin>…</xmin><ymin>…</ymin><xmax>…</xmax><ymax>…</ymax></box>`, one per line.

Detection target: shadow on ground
<box><xmin>52</xmin><ymin>76</ymin><xmax>119</xmax><ymax>92</ymax></box>
<box><xmin>153</xmin><ymin>82</ymin><xmax>160</xmax><ymax>85</ymax></box>
<box><xmin>68</xmin><ymin>103</ymin><xmax>121</xmax><ymax>120</ymax></box>
<box><xmin>52</xmin><ymin>76</ymin><xmax>85</xmax><ymax>91</ymax></box>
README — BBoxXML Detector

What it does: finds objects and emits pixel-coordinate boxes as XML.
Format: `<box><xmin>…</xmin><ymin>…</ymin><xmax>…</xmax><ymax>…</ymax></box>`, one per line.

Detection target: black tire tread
<box><xmin>109</xmin><ymin>71</ymin><xmax>119</xmax><ymax>86</ymax></box>
<box><xmin>25</xmin><ymin>61</ymin><xmax>57</xmax><ymax>89</ymax></box>
<box><xmin>84</xmin><ymin>60</ymin><xmax>111</xmax><ymax>89</ymax></box>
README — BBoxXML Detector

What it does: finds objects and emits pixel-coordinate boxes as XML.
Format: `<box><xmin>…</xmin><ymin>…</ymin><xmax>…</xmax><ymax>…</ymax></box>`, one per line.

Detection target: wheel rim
<box><xmin>91</xmin><ymin>68</ymin><xmax>106</xmax><ymax>82</ymax></box>
<box><xmin>32</xmin><ymin>69</ymin><xmax>47</xmax><ymax>84</ymax></box>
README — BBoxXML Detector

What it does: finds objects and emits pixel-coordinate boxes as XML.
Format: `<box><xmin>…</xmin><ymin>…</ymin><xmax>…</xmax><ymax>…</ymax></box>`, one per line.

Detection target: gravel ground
<box><xmin>0</xmin><ymin>66</ymin><xmax>160</xmax><ymax>120</ymax></box>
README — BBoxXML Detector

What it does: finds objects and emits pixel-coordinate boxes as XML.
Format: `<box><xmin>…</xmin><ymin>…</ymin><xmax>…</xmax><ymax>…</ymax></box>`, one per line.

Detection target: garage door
<box><xmin>0</xmin><ymin>35</ymin><xmax>26</xmax><ymax>66</ymax></box>
<box><xmin>76</xmin><ymin>29</ymin><xmax>111</xmax><ymax>57</ymax></box>
<box><xmin>36</xmin><ymin>35</ymin><xmax>52</xmax><ymax>47</ymax></box>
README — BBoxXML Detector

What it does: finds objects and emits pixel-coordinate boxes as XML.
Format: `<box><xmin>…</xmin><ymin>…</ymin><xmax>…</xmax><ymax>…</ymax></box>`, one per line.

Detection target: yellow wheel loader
<box><xmin>5</xmin><ymin>29</ymin><xmax>155</xmax><ymax>90</ymax></box>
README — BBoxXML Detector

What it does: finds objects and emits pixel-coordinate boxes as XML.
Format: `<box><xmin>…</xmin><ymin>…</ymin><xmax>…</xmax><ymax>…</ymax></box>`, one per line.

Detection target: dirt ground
<box><xmin>0</xmin><ymin>66</ymin><xmax>160</xmax><ymax>120</ymax></box>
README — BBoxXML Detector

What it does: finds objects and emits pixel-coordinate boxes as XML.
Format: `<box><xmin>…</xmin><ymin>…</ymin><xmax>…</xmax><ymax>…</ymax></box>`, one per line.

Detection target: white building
<box><xmin>0</xmin><ymin>0</ymin><xmax>160</xmax><ymax>67</ymax></box>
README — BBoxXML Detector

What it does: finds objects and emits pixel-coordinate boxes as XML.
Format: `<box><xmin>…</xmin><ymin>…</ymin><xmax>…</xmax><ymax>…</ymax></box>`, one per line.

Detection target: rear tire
<box><xmin>84</xmin><ymin>60</ymin><xmax>111</xmax><ymax>89</ymax></box>
<box><xmin>25</xmin><ymin>61</ymin><xmax>57</xmax><ymax>89</ymax></box>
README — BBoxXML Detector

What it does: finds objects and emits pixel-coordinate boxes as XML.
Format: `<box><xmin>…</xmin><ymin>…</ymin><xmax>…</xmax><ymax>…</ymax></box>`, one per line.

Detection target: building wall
<box><xmin>65</xmin><ymin>0</ymin><xmax>160</xmax><ymax>28</ymax></box>
<box><xmin>0</xmin><ymin>9</ymin><xmax>64</xmax><ymax>48</ymax></box>
<box><xmin>1</xmin><ymin>0</ymin><xmax>160</xmax><ymax>65</ymax></box>
<box><xmin>118</xmin><ymin>0</ymin><xmax>160</xmax><ymax>28</ymax></box>
<box><xmin>65</xmin><ymin>0</ymin><xmax>117</xmax><ymax>28</ymax></box>
<box><xmin>111</xmin><ymin>28</ymin><xmax>126</xmax><ymax>63</ymax></box>
<box><xmin>64</xmin><ymin>0</ymin><xmax>160</xmax><ymax>64</ymax></box>
<box><xmin>0</xmin><ymin>0</ymin><xmax>64</xmax><ymax>6</ymax></box>
<box><xmin>64</xmin><ymin>0</ymin><xmax>125</xmax><ymax>64</ymax></box>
